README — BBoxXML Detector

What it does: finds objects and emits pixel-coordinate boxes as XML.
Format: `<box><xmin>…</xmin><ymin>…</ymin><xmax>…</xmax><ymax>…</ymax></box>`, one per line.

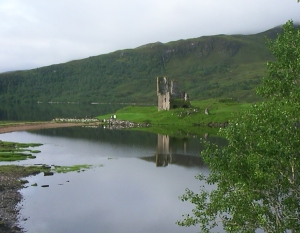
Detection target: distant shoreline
<box><xmin>0</xmin><ymin>121</ymin><xmax>101</xmax><ymax>134</ymax></box>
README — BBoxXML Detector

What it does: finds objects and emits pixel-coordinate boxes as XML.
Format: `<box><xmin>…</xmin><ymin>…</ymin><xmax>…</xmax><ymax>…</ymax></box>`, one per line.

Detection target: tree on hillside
<box><xmin>257</xmin><ymin>21</ymin><xmax>300</xmax><ymax>104</ymax></box>
<box><xmin>177</xmin><ymin>20</ymin><xmax>300</xmax><ymax>233</ymax></box>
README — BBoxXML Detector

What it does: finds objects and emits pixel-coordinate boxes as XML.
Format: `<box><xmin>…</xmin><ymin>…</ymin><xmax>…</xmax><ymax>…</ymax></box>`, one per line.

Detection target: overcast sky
<box><xmin>0</xmin><ymin>0</ymin><xmax>299</xmax><ymax>73</ymax></box>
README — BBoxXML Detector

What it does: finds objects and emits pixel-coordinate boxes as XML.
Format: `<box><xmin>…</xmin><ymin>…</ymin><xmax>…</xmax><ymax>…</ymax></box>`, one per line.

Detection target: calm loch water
<box><xmin>0</xmin><ymin>104</ymin><xmax>226</xmax><ymax>233</ymax></box>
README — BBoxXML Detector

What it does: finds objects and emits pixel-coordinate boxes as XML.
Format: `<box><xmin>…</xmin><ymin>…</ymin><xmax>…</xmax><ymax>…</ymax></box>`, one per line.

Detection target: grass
<box><xmin>0</xmin><ymin>141</ymin><xmax>43</xmax><ymax>162</ymax></box>
<box><xmin>96</xmin><ymin>98</ymin><xmax>253</xmax><ymax>137</ymax></box>
<box><xmin>0</xmin><ymin>152</ymin><xmax>37</xmax><ymax>161</ymax></box>
<box><xmin>97</xmin><ymin>98</ymin><xmax>252</xmax><ymax>125</ymax></box>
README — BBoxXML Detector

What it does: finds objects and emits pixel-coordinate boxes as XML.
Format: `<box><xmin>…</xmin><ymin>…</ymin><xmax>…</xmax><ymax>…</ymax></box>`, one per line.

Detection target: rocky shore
<box><xmin>0</xmin><ymin>166</ymin><xmax>43</xmax><ymax>232</ymax></box>
<box><xmin>103</xmin><ymin>118</ymin><xmax>151</xmax><ymax>129</ymax></box>
<box><xmin>0</xmin><ymin>174</ymin><xmax>22</xmax><ymax>232</ymax></box>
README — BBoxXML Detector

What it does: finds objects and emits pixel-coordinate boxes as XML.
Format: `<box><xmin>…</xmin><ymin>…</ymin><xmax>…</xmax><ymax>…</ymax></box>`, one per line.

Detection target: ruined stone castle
<box><xmin>157</xmin><ymin>77</ymin><xmax>190</xmax><ymax>111</ymax></box>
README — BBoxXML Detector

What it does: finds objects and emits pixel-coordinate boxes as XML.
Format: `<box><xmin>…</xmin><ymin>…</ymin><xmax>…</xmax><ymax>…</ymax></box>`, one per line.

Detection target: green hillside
<box><xmin>0</xmin><ymin>26</ymin><xmax>283</xmax><ymax>104</ymax></box>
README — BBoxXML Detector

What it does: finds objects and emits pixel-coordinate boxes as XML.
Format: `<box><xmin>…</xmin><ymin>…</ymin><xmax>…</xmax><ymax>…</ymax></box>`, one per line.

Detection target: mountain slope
<box><xmin>0</xmin><ymin>26</ymin><xmax>283</xmax><ymax>104</ymax></box>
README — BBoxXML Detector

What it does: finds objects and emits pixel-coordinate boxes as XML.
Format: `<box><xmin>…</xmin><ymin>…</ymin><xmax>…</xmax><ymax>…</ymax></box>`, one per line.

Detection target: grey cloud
<box><xmin>0</xmin><ymin>0</ymin><xmax>299</xmax><ymax>72</ymax></box>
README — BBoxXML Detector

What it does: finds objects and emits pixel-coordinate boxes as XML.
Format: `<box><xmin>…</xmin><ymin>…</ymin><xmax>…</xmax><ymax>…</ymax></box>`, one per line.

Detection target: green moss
<box><xmin>0</xmin><ymin>152</ymin><xmax>36</xmax><ymax>161</ymax></box>
<box><xmin>0</xmin><ymin>141</ymin><xmax>42</xmax><ymax>162</ymax></box>
<box><xmin>31</xmin><ymin>150</ymin><xmax>41</xmax><ymax>153</ymax></box>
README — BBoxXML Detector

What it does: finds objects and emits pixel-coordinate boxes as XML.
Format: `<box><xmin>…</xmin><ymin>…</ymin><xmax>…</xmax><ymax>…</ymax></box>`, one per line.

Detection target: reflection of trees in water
<box><xmin>29</xmin><ymin>126</ymin><xmax>158</xmax><ymax>148</ymax></box>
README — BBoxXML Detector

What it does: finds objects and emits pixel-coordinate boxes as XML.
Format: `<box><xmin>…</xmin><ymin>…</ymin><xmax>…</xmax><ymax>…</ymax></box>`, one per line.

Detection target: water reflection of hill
<box><xmin>29</xmin><ymin>127</ymin><xmax>226</xmax><ymax>150</ymax></box>
<box><xmin>29</xmin><ymin>126</ymin><xmax>158</xmax><ymax>148</ymax></box>
<box><xmin>29</xmin><ymin>127</ymin><xmax>227</xmax><ymax>167</ymax></box>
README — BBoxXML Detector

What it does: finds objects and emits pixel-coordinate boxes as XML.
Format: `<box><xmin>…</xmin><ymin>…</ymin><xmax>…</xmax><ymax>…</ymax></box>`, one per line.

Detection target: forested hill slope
<box><xmin>0</xmin><ymin>26</ymin><xmax>283</xmax><ymax>104</ymax></box>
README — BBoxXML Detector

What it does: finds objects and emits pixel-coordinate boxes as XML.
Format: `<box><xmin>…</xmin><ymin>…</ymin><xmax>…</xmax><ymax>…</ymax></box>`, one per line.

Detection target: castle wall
<box><xmin>170</xmin><ymin>80</ymin><xmax>179</xmax><ymax>96</ymax></box>
<box><xmin>157</xmin><ymin>93</ymin><xmax>170</xmax><ymax>111</ymax></box>
<box><xmin>157</xmin><ymin>77</ymin><xmax>171</xmax><ymax>111</ymax></box>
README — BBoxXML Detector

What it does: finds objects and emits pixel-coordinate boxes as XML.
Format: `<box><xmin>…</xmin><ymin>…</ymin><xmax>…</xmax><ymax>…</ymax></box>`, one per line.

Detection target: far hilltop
<box><xmin>0</xmin><ymin>25</ymin><xmax>284</xmax><ymax>104</ymax></box>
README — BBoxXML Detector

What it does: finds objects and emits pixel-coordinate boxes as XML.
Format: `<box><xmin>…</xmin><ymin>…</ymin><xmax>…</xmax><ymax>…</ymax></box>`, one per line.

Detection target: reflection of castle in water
<box><xmin>155</xmin><ymin>134</ymin><xmax>204</xmax><ymax>167</ymax></box>
<box><xmin>156</xmin><ymin>135</ymin><xmax>172</xmax><ymax>167</ymax></box>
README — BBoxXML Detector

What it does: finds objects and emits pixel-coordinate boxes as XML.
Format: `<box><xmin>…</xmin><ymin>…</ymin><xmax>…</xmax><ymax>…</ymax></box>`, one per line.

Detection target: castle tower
<box><xmin>157</xmin><ymin>77</ymin><xmax>170</xmax><ymax>111</ymax></box>
<box><xmin>156</xmin><ymin>134</ymin><xmax>172</xmax><ymax>167</ymax></box>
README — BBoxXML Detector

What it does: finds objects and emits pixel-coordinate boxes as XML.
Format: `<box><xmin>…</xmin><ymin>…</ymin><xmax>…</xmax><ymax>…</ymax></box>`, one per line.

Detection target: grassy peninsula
<box><xmin>97</xmin><ymin>98</ymin><xmax>252</xmax><ymax>136</ymax></box>
<box><xmin>98</xmin><ymin>99</ymin><xmax>250</xmax><ymax>125</ymax></box>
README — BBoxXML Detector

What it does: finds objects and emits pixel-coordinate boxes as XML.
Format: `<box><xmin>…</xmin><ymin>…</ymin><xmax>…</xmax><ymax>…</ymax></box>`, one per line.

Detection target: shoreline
<box><xmin>0</xmin><ymin>121</ymin><xmax>101</xmax><ymax>134</ymax></box>
<box><xmin>0</xmin><ymin>170</ymin><xmax>23</xmax><ymax>233</ymax></box>
<box><xmin>0</xmin><ymin>121</ymin><xmax>101</xmax><ymax>232</ymax></box>
<box><xmin>0</xmin><ymin>166</ymin><xmax>48</xmax><ymax>233</ymax></box>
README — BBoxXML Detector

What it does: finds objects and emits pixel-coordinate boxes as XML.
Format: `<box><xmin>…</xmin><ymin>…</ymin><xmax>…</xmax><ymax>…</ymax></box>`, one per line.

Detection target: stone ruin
<box><xmin>157</xmin><ymin>76</ymin><xmax>190</xmax><ymax>111</ymax></box>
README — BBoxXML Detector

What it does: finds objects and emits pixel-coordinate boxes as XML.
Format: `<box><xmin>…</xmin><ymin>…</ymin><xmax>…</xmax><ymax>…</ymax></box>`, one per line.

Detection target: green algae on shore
<box><xmin>0</xmin><ymin>140</ymin><xmax>42</xmax><ymax>162</ymax></box>
<box><xmin>53</xmin><ymin>164</ymin><xmax>102</xmax><ymax>173</ymax></box>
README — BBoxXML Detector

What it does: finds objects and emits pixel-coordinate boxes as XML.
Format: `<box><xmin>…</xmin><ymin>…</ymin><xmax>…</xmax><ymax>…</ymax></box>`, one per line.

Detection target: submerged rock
<box><xmin>44</xmin><ymin>172</ymin><xmax>54</xmax><ymax>176</ymax></box>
